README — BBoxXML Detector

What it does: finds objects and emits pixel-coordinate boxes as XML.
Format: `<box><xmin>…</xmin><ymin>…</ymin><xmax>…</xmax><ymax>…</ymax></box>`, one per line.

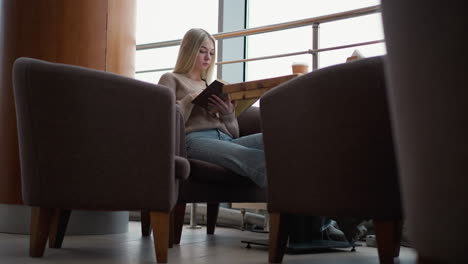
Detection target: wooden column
<box><xmin>0</xmin><ymin>0</ymin><xmax>136</xmax><ymax>204</ymax></box>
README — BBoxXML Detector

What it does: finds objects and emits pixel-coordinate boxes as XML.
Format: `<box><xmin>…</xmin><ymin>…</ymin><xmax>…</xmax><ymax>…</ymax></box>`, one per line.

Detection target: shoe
<box><xmin>325</xmin><ymin>223</ymin><xmax>347</xmax><ymax>241</ymax></box>
<box><xmin>334</xmin><ymin>217</ymin><xmax>368</xmax><ymax>244</ymax></box>
<box><xmin>366</xmin><ymin>235</ymin><xmax>377</xmax><ymax>247</ymax></box>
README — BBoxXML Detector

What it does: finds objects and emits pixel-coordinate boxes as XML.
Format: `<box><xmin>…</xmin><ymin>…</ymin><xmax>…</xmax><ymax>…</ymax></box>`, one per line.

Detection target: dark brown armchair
<box><xmin>260</xmin><ymin>56</ymin><xmax>403</xmax><ymax>263</ymax></box>
<box><xmin>382</xmin><ymin>1</ymin><xmax>468</xmax><ymax>263</ymax></box>
<box><xmin>141</xmin><ymin>106</ymin><xmax>268</xmax><ymax>243</ymax></box>
<box><xmin>13</xmin><ymin>57</ymin><xmax>189</xmax><ymax>263</ymax></box>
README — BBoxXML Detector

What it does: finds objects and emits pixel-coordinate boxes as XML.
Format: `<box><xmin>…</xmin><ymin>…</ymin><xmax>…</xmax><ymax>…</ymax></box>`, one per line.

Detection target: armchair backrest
<box><xmin>13</xmin><ymin>57</ymin><xmax>178</xmax><ymax>211</ymax></box>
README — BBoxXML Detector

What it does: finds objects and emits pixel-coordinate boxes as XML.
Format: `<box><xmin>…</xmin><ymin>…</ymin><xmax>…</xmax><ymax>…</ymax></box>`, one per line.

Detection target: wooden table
<box><xmin>222</xmin><ymin>74</ymin><xmax>301</xmax><ymax>116</ymax></box>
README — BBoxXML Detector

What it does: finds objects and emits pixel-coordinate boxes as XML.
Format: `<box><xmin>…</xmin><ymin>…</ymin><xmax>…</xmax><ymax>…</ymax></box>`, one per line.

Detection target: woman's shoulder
<box><xmin>159</xmin><ymin>72</ymin><xmax>188</xmax><ymax>83</ymax></box>
<box><xmin>158</xmin><ymin>72</ymin><xmax>179</xmax><ymax>85</ymax></box>
<box><xmin>161</xmin><ymin>72</ymin><xmax>187</xmax><ymax>79</ymax></box>
<box><xmin>159</xmin><ymin>72</ymin><xmax>194</xmax><ymax>91</ymax></box>
<box><xmin>159</xmin><ymin>72</ymin><xmax>176</xmax><ymax>81</ymax></box>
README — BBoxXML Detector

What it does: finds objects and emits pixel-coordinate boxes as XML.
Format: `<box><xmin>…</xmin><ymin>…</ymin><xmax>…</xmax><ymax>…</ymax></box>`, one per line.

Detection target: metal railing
<box><xmin>136</xmin><ymin>5</ymin><xmax>382</xmax><ymax>74</ymax></box>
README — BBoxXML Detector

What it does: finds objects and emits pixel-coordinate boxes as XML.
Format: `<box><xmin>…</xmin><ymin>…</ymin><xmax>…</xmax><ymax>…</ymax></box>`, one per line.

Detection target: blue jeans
<box><xmin>185</xmin><ymin>129</ymin><xmax>266</xmax><ymax>188</ymax></box>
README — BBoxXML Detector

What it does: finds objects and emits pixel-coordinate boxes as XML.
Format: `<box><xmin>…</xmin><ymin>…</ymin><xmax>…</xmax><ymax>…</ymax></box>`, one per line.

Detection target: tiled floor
<box><xmin>0</xmin><ymin>221</ymin><xmax>416</xmax><ymax>263</ymax></box>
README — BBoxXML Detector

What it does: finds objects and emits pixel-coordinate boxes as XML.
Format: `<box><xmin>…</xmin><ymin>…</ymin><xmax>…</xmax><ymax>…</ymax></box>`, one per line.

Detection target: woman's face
<box><xmin>194</xmin><ymin>38</ymin><xmax>215</xmax><ymax>72</ymax></box>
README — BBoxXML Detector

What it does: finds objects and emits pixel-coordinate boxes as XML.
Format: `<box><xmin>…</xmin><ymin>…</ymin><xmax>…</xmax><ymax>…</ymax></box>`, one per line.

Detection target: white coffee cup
<box><xmin>292</xmin><ymin>62</ymin><xmax>309</xmax><ymax>74</ymax></box>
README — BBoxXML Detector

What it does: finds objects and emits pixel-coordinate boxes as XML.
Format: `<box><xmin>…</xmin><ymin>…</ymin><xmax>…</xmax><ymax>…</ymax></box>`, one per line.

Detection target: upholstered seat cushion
<box><xmin>188</xmin><ymin>159</ymin><xmax>254</xmax><ymax>185</ymax></box>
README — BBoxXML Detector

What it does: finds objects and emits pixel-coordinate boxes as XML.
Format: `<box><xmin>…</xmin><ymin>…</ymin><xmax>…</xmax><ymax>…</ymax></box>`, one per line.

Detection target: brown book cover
<box><xmin>192</xmin><ymin>79</ymin><xmax>228</xmax><ymax>109</ymax></box>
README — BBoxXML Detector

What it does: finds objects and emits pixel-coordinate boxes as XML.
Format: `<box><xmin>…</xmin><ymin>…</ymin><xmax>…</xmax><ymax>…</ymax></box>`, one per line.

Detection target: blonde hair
<box><xmin>173</xmin><ymin>28</ymin><xmax>216</xmax><ymax>82</ymax></box>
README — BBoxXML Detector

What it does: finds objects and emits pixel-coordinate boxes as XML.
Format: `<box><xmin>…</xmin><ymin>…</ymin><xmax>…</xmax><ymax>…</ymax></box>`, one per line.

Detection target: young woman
<box><xmin>158</xmin><ymin>28</ymin><xmax>266</xmax><ymax>188</ymax></box>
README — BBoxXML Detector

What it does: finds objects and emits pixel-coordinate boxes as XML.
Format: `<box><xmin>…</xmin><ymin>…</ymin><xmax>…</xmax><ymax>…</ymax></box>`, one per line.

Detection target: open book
<box><xmin>191</xmin><ymin>79</ymin><xmax>228</xmax><ymax>110</ymax></box>
<box><xmin>191</xmin><ymin>79</ymin><xmax>251</xmax><ymax>117</ymax></box>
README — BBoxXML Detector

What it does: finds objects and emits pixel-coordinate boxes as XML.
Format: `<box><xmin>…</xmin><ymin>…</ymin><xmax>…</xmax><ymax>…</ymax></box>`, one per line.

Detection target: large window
<box><xmin>135</xmin><ymin>0</ymin><xmax>218</xmax><ymax>83</ymax></box>
<box><xmin>135</xmin><ymin>0</ymin><xmax>385</xmax><ymax>85</ymax></box>
<box><xmin>246</xmin><ymin>0</ymin><xmax>384</xmax><ymax>80</ymax></box>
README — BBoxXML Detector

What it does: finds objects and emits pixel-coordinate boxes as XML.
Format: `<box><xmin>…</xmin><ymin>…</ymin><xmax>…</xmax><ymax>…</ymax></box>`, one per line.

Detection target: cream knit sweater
<box><xmin>158</xmin><ymin>72</ymin><xmax>239</xmax><ymax>138</ymax></box>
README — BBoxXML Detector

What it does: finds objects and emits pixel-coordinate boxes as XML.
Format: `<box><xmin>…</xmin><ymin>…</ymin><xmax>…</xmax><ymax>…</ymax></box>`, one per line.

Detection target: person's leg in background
<box><xmin>186</xmin><ymin>129</ymin><xmax>266</xmax><ymax>187</ymax></box>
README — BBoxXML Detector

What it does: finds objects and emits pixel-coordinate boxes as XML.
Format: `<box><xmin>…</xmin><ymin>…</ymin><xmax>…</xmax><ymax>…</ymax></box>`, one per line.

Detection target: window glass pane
<box><xmin>136</xmin><ymin>46</ymin><xmax>179</xmax><ymax>73</ymax></box>
<box><xmin>248</xmin><ymin>0</ymin><xmax>380</xmax><ymax>27</ymax></box>
<box><xmin>247</xmin><ymin>27</ymin><xmax>312</xmax><ymax>80</ymax></box>
<box><xmin>247</xmin><ymin>0</ymin><xmax>383</xmax><ymax>81</ymax></box>
<box><xmin>136</xmin><ymin>0</ymin><xmax>218</xmax><ymax>44</ymax></box>
<box><xmin>319</xmin><ymin>13</ymin><xmax>385</xmax><ymax>68</ymax></box>
<box><xmin>135</xmin><ymin>0</ymin><xmax>218</xmax><ymax>83</ymax></box>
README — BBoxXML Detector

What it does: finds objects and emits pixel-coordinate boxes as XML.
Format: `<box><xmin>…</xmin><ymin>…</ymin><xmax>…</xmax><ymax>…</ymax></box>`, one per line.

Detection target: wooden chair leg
<box><xmin>141</xmin><ymin>210</ymin><xmax>152</xmax><ymax>236</ymax></box>
<box><xmin>269</xmin><ymin>212</ymin><xmax>289</xmax><ymax>263</ymax></box>
<box><xmin>169</xmin><ymin>210</ymin><xmax>174</xmax><ymax>248</ymax></box>
<box><xmin>374</xmin><ymin>219</ymin><xmax>403</xmax><ymax>264</ymax></box>
<box><xmin>49</xmin><ymin>209</ymin><xmax>71</xmax><ymax>248</ymax></box>
<box><xmin>173</xmin><ymin>203</ymin><xmax>186</xmax><ymax>244</ymax></box>
<box><xmin>393</xmin><ymin>220</ymin><xmax>403</xmax><ymax>257</ymax></box>
<box><xmin>30</xmin><ymin>207</ymin><xmax>54</xmax><ymax>257</ymax></box>
<box><xmin>206</xmin><ymin>202</ymin><xmax>219</xmax><ymax>235</ymax></box>
<box><xmin>150</xmin><ymin>211</ymin><xmax>171</xmax><ymax>263</ymax></box>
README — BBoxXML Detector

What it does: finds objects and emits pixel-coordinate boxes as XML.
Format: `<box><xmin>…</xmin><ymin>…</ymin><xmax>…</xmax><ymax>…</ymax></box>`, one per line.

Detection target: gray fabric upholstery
<box><xmin>382</xmin><ymin>1</ymin><xmax>468</xmax><ymax>262</ymax></box>
<box><xmin>13</xmin><ymin>57</ymin><xmax>188</xmax><ymax>211</ymax></box>
<box><xmin>174</xmin><ymin>156</ymin><xmax>190</xmax><ymax>181</ymax></box>
<box><xmin>260</xmin><ymin>56</ymin><xmax>401</xmax><ymax>219</ymax></box>
<box><xmin>188</xmin><ymin>159</ymin><xmax>253</xmax><ymax>185</ymax></box>
<box><xmin>237</xmin><ymin>106</ymin><xmax>262</xmax><ymax>136</ymax></box>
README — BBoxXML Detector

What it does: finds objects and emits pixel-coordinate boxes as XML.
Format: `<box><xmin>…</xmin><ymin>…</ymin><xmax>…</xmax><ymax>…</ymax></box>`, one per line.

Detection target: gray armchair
<box><xmin>13</xmin><ymin>57</ymin><xmax>189</xmax><ymax>263</ymax></box>
<box><xmin>382</xmin><ymin>1</ymin><xmax>468</xmax><ymax>263</ymax></box>
<box><xmin>260</xmin><ymin>56</ymin><xmax>402</xmax><ymax>263</ymax></box>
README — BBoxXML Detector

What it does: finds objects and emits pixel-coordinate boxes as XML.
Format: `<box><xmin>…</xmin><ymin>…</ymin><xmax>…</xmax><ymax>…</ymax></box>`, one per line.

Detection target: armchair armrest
<box><xmin>237</xmin><ymin>106</ymin><xmax>262</xmax><ymax>136</ymax></box>
<box><xmin>175</xmin><ymin>105</ymin><xmax>187</xmax><ymax>157</ymax></box>
<box><xmin>174</xmin><ymin>156</ymin><xmax>190</xmax><ymax>181</ymax></box>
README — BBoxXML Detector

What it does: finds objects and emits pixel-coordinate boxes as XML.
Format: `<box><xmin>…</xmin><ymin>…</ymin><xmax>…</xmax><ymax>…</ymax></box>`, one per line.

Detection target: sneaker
<box><xmin>334</xmin><ymin>217</ymin><xmax>368</xmax><ymax>244</ymax></box>
<box><xmin>366</xmin><ymin>235</ymin><xmax>377</xmax><ymax>247</ymax></box>
<box><xmin>325</xmin><ymin>223</ymin><xmax>347</xmax><ymax>241</ymax></box>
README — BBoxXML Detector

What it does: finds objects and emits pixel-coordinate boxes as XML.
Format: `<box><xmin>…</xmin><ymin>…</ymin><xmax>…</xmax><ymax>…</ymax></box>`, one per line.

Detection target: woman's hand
<box><xmin>207</xmin><ymin>94</ymin><xmax>236</xmax><ymax>115</ymax></box>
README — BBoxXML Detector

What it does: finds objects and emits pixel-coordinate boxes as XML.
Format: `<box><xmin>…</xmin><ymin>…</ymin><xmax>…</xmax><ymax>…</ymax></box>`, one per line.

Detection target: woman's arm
<box><xmin>158</xmin><ymin>73</ymin><xmax>196</xmax><ymax>123</ymax></box>
<box><xmin>220</xmin><ymin>112</ymin><xmax>239</xmax><ymax>138</ymax></box>
<box><xmin>209</xmin><ymin>94</ymin><xmax>239</xmax><ymax>138</ymax></box>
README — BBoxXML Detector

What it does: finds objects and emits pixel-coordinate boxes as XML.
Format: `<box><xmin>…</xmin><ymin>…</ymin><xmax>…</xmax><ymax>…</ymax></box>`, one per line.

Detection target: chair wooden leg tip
<box><xmin>269</xmin><ymin>259</ymin><xmax>283</xmax><ymax>263</ymax></box>
<box><xmin>379</xmin><ymin>256</ymin><xmax>395</xmax><ymax>264</ymax></box>
<box><xmin>156</xmin><ymin>257</ymin><xmax>168</xmax><ymax>263</ymax></box>
<box><xmin>30</xmin><ymin>251</ymin><xmax>45</xmax><ymax>258</ymax></box>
